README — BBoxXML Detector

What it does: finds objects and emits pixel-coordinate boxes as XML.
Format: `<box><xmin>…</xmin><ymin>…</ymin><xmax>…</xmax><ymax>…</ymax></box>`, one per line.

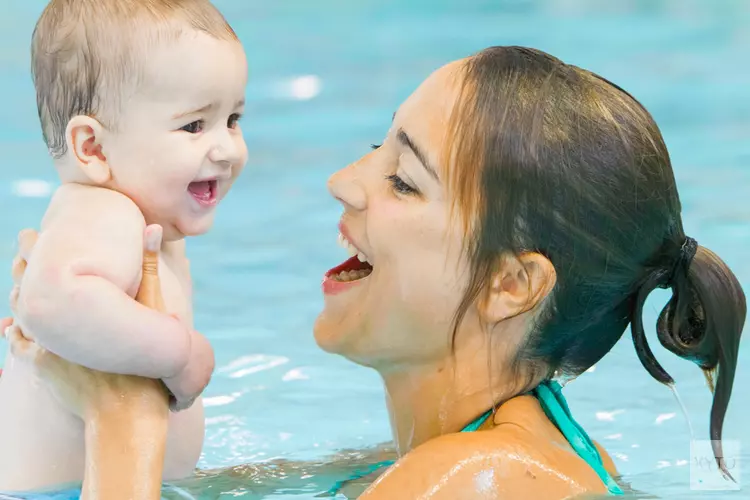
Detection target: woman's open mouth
<box><xmin>327</xmin><ymin>255</ymin><xmax>373</xmax><ymax>282</ymax></box>
<box><xmin>322</xmin><ymin>232</ymin><xmax>373</xmax><ymax>294</ymax></box>
<box><xmin>188</xmin><ymin>179</ymin><xmax>218</xmax><ymax>207</ymax></box>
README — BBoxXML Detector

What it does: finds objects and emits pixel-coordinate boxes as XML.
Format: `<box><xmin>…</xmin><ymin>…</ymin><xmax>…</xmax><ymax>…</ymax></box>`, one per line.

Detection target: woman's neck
<box><xmin>374</xmin><ymin>312</ymin><xmax>539</xmax><ymax>455</ymax></box>
<box><xmin>380</xmin><ymin>360</ymin><xmax>518</xmax><ymax>456</ymax></box>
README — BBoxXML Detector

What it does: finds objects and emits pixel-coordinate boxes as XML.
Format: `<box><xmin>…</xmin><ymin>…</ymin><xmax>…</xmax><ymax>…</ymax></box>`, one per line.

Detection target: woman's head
<box><xmin>316</xmin><ymin>46</ymin><xmax>744</xmax><ymax>470</ymax></box>
<box><xmin>317</xmin><ymin>59</ymin><xmax>491</xmax><ymax>371</ymax></box>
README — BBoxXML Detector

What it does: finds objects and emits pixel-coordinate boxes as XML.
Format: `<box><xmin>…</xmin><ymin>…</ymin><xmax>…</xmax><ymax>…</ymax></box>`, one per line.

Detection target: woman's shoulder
<box><xmin>360</xmin><ymin>395</ymin><xmax>617</xmax><ymax>499</ymax></box>
<box><xmin>359</xmin><ymin>425</ymin><xmax>590</xmax><ymax>499</ymax></box>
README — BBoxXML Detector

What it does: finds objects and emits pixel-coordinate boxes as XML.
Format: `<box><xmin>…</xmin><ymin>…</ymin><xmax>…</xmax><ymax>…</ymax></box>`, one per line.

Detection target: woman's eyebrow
<box><xmin>397</xmin><ymin>128</ymin><xmax>439</xmax><ymax>182</ymax></box>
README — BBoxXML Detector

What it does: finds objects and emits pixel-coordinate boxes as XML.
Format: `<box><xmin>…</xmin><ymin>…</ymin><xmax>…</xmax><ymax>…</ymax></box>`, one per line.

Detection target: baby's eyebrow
<box><xmin>172</xmin><ymin>103</ymin><xmax>214</xmax><ymax>120</ymax></box>
<box><xmin>172</xmin><ymin>98</ymin><xmax>245</xmax><ymax>120</ymax></box>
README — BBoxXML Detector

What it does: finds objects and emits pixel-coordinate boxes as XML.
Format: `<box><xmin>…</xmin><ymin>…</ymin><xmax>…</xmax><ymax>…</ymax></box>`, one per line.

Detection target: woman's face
<box><xmin>314</xmin><ymin>60</ymin><xmax>475</xmax><ymax>369</ymax></box>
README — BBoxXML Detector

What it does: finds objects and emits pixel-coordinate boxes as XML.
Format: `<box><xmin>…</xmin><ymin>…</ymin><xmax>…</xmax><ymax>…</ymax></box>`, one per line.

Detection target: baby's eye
<box><xmin>181</xmin><ymin>120</ymin><xmax>204</xmax><ymax>134</ymax></box>
<box><xmin>227</xmin><ymin>113</ymin><xmax>242</xmax><ymax>129</ymax></box>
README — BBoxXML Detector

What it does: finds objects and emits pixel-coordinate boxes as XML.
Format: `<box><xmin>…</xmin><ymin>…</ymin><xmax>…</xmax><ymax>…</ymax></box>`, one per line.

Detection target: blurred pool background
<box><xmin>0</xmin><ymin>0</ymin><xmax>749</xmax><ymax>498</ymax></box>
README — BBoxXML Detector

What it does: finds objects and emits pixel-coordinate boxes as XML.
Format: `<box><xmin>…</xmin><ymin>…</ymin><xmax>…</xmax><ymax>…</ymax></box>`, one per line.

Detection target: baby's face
<box><xmin>103</xmin><ymin>30</ymin><xmax>248</xmax><ymax>240</ymax></box>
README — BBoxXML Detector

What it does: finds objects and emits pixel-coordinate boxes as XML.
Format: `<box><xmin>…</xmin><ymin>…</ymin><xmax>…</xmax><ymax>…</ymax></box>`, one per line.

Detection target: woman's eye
<box><xmin>228</xmin><ymin>113</ymin><xmax>242</xmax><ymax>129</ymax></box>
<box><xmin>386</xmin><ymin>174</ymin><xmax>418</xmax><ymax>195</ymax></box>
<box><xmin>371</xmin><ymin>144</ymin><xmax>382</xmax><ymax>150</ymax></box>
<box><xmin>181</xmin><ymin>120</ymin><xmax>204</xmax><ymax>134</ymax></box>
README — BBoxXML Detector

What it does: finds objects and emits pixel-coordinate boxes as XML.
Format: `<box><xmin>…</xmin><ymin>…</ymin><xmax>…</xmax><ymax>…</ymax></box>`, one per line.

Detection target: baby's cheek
<box><xmin>236</xmin><ymin>136</ymin><xmax>249</xmax><ymax>164</ymax></box>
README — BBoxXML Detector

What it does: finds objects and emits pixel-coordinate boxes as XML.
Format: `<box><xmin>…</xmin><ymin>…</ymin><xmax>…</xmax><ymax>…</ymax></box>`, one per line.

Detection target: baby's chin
<box><xmin>163</xmin><ymin>214</ymin><xmax>217</xmax><ymax>240</ymax></box>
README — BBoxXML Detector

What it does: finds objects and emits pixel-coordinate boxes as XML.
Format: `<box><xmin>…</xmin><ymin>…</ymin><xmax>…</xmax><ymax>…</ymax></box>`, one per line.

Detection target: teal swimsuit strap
<box><xmin>329</xmin><ymin>381</ymin><xmax>623</xmax><ymax>497</ymax></box>
<box><xmin>532</xmin><ymin>380</ymin><xmax>624</xmax><ymax>496</ymax></box>
<box><xmin>461</xmin><ymin>409</ymin><xmax>493</xmax><ymax>432</ymax></box>
<box><xmin>326</xmin><ymin>411</ymin><xmax>495</xmax><ymax>494</ymax></box>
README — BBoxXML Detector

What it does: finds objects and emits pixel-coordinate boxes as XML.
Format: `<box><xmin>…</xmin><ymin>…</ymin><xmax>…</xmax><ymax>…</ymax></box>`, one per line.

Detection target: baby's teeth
<box><xmin>357</xmin><ymin>252</ymin><xmax>368</xmax><ymax>263</ymax></box>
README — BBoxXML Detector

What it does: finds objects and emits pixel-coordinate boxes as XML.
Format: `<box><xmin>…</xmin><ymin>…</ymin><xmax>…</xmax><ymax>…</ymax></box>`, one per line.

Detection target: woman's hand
<box><xmin>0</xmin><ymin>229</ymin><xmax>38</xmax><ymax>362</ymax></box>
<box><xmin>0</xmin><ymin>228</ymin><xmax>37</xmax><ymax>344</ymax></box>
<box><xmin>2</xmin><ymin>225</ymin><xmax>170</xmax><ymax>500</ymax></box>
<box><xmin>3</xmin><ymin>225</ymin><xmax>169</xmax><ymax>420</ymax></box>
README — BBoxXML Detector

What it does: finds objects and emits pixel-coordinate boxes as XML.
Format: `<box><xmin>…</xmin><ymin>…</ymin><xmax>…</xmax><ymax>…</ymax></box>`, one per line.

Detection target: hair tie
<box><xmin>667</xmin><ymin>236</ymin><xmax>698</xmax><ymax>285</ymax></box>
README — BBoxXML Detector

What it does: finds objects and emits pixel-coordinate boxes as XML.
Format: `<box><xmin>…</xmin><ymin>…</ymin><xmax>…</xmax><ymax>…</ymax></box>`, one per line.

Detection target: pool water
<box><xmin>0</xmin><ymin>0</ymin><xmax>749</xmax><ymax>498</ymax></box>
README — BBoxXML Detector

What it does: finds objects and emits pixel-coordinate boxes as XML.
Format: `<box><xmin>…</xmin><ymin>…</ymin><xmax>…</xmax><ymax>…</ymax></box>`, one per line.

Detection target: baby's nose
<box><xmin>209</xmin><ymin>132</ymin><xmax>242</xmax><ymax>165</ymax></box>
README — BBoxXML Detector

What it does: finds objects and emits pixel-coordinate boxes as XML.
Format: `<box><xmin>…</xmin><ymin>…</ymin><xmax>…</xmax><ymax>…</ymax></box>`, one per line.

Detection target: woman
<box><xmin>4</xmin><ymin>46</ymin><xmax>745</xmax><ymax>499</ymax></box>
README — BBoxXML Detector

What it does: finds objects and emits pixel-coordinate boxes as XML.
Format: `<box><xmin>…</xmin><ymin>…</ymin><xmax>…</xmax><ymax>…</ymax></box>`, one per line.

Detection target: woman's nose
<box><xmin>327</xmin><ymin>163</ymin><xmax>367</xmax><ymax>211</ymax></box>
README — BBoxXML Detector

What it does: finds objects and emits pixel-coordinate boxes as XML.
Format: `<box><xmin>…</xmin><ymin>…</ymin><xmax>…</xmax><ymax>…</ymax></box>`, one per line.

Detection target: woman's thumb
<box><xmin>142</xmin><ymin>224</ymin><xmax>163</xmax><ymax>276</ymax></box>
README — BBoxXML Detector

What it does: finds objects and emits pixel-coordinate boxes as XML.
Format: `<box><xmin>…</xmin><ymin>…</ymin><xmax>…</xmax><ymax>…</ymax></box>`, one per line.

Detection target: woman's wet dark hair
<box><xmin>444</xmin><ymin>46</ymin><xmax>745</xmax><ymax>478</ymax></box>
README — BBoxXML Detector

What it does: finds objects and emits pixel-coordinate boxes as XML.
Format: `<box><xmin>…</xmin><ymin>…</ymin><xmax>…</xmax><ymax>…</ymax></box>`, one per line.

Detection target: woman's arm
<box><xmin>4</xmin><ymin>225</ymin><xmax>171</xmax><ymax>500</ymax></box>
<box><xmin>82</xmin><ymin>390</ymin><xmax>168</xmax><ymax>500</ymax></box>
<box><xmin>4</xmin><ymin>325</ymin><xmax>169</xmax><ymax>500</ymax></box>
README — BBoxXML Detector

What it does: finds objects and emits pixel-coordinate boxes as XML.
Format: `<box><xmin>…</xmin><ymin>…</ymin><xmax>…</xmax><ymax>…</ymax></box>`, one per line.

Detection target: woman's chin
<box><xmin>312</xmin><ymin>313</ymin><xmax>350</xmax><ymax>354</ymax></box>
<box><xmin>312</xmin><ymin>310</ymin><xmax>371</xmax><ymax>360</ymax></box>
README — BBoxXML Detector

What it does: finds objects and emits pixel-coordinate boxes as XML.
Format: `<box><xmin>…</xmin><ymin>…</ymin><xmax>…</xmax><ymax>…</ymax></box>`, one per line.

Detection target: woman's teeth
<box><xmin>331</xmin><ymin>232</ymin><xmax>374</xmax><ymax>283</ymax></box>
<box><xmin>333</xmin><ymin>269</ymin><xmax>372</xmax><ymax>282</ymax></box>
<box><xmin>337</xmin><ymin>233</ymin><xmax>371</xmax><ymax>265</ymax></box>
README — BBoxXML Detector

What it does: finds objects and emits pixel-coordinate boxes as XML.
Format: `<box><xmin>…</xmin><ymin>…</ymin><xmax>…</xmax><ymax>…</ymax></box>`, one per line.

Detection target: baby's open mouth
<box><xmin>188</xmin><ymin>179</ymin><xmax>218</xmax><ymax>206</ymax></box>
<box><xmin>327</xmin><ymin>233</ymin><xmax>373</xmax><ymax>282</ymax></box>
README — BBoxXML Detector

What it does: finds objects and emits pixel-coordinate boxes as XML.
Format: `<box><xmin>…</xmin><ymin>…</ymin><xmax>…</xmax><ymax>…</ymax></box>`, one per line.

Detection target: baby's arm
<box><xmin>16</xmin><ymin>188</ymin><xmax>191</xmax><ymax>379</ymax></box>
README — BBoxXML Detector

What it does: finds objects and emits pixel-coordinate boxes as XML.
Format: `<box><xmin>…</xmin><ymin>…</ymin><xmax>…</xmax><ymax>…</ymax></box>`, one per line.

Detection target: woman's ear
<box><xmin>65</xmin><ymin>115</ymin><xmax>111</xmax><ymax>185</ymax></box>
<box><xmin>479</xmin><ymin>252</ymin><xmax>557</xmax><ymax>324</ymax></box>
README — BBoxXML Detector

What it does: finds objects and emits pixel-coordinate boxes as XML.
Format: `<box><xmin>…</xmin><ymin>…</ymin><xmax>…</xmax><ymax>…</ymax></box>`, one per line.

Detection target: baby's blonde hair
<box><xmin>31</xmin><ymin>0</ymin><xmax>238</xmax><ymax>158</ymax></box>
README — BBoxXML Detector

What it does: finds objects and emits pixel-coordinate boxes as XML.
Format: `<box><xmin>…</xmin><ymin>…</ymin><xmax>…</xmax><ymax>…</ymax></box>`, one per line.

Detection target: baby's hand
<box><xmin>138</xmin><ymin>229</ymin><xmax>213</xmax><ymax>412</ymax></box>
<box><xmin>162</xmin><ymin>329</ymin><xmax>215</xmax><ymax>412</ymax></box>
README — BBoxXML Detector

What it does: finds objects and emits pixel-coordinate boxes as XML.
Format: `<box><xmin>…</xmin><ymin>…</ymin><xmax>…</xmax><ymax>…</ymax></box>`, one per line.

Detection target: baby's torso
<box><xmin>0</xmin><ymin>189</ymin><xmax>205</xmax><ymax>492</ymax></box>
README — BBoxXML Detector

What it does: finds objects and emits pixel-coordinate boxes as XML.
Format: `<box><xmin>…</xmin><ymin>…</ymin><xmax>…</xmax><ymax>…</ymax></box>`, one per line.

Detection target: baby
<box><xmin>0</xmin><ymin>0</ymin><xmax>247</xmax><ymax>492</ymax></box>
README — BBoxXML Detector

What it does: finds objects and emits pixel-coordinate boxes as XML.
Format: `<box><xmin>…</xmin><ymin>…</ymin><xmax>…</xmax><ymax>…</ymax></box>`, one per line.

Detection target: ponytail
<box><xmin>631</xmin><ymin>237</ymin><xmax>745</xmax><ymax>480</ymax></box>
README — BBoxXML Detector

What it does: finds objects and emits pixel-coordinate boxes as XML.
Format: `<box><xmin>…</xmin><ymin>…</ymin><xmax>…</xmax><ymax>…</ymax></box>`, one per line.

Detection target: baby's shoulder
<box><xmin>43</xmin><ymin>184</ymin><xmax>144</xmax><ymax>229</ymax></box>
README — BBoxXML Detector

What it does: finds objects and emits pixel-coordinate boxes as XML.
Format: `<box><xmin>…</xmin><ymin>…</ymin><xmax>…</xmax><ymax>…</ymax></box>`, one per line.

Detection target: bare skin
<box><xmin>3</xmin><ymin>225</ymin><xmax>170</xmax><ymax>500</ymax></box>
<box><xmin>3</xmin><ymin>58</ymin><xmax>624</xmax><ymax>499</ymax></box>
<box><xmin>4</xmin><ymin>226</ymin><xmax>618</xmax><ymax>500</ymax></box>
<box><xmin>358</xmin><ymin>395</ymin><xmax>618</xmax><ymax>499</ymax></box>
<box><xmin>0</xmin><ymin>27</ymin><xmax>248</xmax><ymax>492</ymax></box>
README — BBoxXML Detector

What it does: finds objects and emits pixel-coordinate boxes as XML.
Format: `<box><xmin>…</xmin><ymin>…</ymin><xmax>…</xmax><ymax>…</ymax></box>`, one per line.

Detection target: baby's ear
<box><xmin>65</xmin><ymin>115</ymin><xmax>111</xmax><ymax>185</ymax></box>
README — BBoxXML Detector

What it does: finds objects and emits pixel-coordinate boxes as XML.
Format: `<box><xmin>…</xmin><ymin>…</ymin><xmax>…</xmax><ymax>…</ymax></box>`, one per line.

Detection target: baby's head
<box><xmin>32</xmin><ymin>0</ymin><xmax>248</xmax><ymax>239</ymax></box>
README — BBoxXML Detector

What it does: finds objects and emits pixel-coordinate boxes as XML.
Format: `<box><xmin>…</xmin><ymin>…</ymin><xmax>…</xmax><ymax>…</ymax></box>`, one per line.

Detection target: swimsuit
<box><xmin>328</xmin><ymin>379</ymin><xmax>624</xmax><ymax>496</ymax></box>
